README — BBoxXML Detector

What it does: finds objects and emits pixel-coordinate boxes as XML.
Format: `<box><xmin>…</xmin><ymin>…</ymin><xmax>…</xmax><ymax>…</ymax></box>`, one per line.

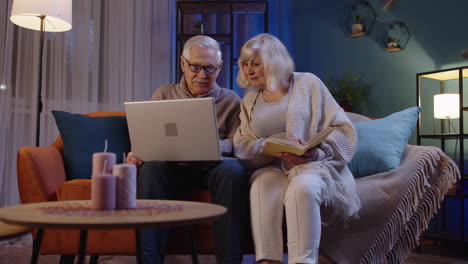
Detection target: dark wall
<box><xmin>278</xmin><ymin>0</ymin><xmax>468</xmax><ymax>117</ymax></box>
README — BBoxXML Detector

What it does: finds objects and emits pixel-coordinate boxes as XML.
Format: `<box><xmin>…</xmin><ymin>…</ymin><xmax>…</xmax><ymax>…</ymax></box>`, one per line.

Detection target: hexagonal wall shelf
<box><xmin>339</xmin><ymin>0</ymin><xmax>376</xmax><ymax>38</ymax></box>
<box><xmin>378</xmin><ymin>21</ymin><xmax>411</xmax><ymax>52</ymax></box>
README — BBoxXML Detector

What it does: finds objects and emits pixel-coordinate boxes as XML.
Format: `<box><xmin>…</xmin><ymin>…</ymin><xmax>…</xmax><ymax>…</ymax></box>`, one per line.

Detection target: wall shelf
<box><xmin>346</xmin><ymin>32</ymin><xmax>368</xmax><ymax>38</ymax></box>
<box><xmin>338</xmin><ymin>0</ymin><xmax>376</xmax><ymax>38</ymax></box>
<box><xmin>383</xmin><ymin>47</ymin><xmax>403</xmax><ymax>52</ymax></box>
<box><xmin>377</xmin><ymin>21</ymin><xmax>410</xmax><ymax>52</ymax></box>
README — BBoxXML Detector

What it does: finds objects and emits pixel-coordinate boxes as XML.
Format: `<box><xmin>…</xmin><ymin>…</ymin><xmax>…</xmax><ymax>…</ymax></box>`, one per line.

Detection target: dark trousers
<box><xmin>137</xmin><ymin>159</ymin><xmax>249</xmax><ymax>264</ymax></box>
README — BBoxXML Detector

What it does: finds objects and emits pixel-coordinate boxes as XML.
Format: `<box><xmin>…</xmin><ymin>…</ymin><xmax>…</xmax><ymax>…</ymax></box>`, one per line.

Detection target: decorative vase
<box><xmin>352</xmin><ymin>23</ymin><xmax>364</xmax><ymax>34</ymax></box>
<box><xmin>387</xmin><ymin>41</ymin><xmax>398</xmax><ymax>48</ymax></box>
<box><xmin>339</xmin><ymin>101</ymin><xmax>353</xmax><ymax>112</ymax></box>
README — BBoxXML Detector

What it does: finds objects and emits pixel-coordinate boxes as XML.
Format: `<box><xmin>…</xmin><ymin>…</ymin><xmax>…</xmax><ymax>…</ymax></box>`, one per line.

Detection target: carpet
<box><xmin>1</xmin><ymin>235</ymin><xmax>467</xmax><ymax>264</ymax></box>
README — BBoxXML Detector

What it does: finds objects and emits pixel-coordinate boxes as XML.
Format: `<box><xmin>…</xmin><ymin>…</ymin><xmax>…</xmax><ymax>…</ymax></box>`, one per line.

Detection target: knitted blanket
<box><xmin>319</xmin><ymin>145</ymin><xmax>460</xmax><ymax>263</ymax></box>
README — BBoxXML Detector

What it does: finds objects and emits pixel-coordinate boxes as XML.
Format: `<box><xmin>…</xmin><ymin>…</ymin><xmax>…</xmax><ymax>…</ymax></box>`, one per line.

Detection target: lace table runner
<box><xmin>40</xmin><ymin>201</ymin><xmax>183</xmax><ymax>217</ymax></box>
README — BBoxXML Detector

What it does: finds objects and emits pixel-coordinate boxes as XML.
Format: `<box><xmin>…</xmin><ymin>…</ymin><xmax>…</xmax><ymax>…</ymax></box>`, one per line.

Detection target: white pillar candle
<box><xmin>92</xmin><ymin>152</ymin><xmax>116</xmax><ymax>175</ymax></box>
<box><xmin>113</xmin><ymin>164</ymin><xmax>137</xmax><ymax>209</ymax></box>
<box><xmin>91</xmin><ymin>173</ymin><xmax>116</xmax><ymax>210</ymax></box>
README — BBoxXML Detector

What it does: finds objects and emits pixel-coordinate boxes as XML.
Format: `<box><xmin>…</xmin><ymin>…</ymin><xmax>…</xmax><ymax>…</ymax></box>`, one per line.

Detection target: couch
<box><xmin>16</xmin><ymin>110</ymin><xmax>460</xmax><ymax>263</ymax></box>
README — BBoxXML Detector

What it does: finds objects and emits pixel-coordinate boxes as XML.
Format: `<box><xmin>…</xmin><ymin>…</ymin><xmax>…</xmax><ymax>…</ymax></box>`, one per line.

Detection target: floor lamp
<box><xmin>10</xmin><ymin>0</ymin><xmax>72</xmax><ymax>147</ymax></box>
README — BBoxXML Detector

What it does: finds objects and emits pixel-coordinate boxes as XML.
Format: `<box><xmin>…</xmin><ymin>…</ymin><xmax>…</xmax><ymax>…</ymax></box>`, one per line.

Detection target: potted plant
<box><xmin>387</xmin><ymin>37</ymin><xmax>398</xmax><ymax>48</ymax></box>
<box><xmin>325</xmin><ymin>71</ymin><xmax>369</xmax><ymax>113</ymax></box>
<box><xmin>352</xmin><ymin>15</ymin><xmax>364</xmax><ymax>33</ymax></box>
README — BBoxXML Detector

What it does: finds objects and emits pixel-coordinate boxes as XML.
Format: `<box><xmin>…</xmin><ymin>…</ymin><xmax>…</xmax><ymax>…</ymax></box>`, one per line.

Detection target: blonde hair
<box><xmin>237</xmin><ymin>33</ymin><xmax>294</xmax><ymax>91</ymax></box>
<box><xmin>182</xmin><ymin>35</ymin><xmax>222</xmax><ymax>63</ymax></box>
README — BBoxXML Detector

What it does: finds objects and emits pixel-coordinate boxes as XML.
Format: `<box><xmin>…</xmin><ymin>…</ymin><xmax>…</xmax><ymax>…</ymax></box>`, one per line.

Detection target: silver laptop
<box><xmin>124</xmin><ymin>98</ymin><xmax>221</xmax><ymax>162</ymax></box>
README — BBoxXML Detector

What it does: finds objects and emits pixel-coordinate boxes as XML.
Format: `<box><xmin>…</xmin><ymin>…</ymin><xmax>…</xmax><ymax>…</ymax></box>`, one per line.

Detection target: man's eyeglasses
<box><xmin>184</xmin><ymin>57</ymin><xmax>219</xmax><ymax>75</ymax></box>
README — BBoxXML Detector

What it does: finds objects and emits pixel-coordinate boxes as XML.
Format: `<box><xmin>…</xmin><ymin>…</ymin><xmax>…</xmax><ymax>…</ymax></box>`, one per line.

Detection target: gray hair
<box><xmin>237</xmin><ymin>33</ymin><xmax>294</xmax><ymax>91</ymax></box>
<box><xmin>182</xmin><ymin>35</ymin><xmax>222</xmax><ymax>63</ymax></box>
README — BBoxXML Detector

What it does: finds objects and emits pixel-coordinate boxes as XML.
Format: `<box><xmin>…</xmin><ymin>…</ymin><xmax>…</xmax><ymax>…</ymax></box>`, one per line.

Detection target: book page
<box><xmin>262</xmin><ymin>140</ymin><xmax>307</xmax><ymax>157</ymax></box>
<box><xmin>304</xmin><ymin>126</ymin><xmax>335</xmax><ymax>149</ymax></box>
<box><xmin>265</xmin><ymin>138</ymin><xmax>304</xmax><ymax>148</ymax></box>
<box><xmin>262</xmin><ymin>126</ymin><xmax>335</xmax><ymax>157</ymax></box>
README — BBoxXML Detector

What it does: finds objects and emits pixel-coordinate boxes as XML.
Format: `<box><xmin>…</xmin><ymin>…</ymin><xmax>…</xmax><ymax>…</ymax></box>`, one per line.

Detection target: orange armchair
<box><xmin>16</xmin><ymin>111</ymin><xmax>217</xmax><ymax>257</ymax></box>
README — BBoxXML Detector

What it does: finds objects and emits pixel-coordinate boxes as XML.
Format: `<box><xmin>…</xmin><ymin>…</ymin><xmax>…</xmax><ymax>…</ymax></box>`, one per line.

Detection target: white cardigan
<box><xmin>234</xmin><ymin>72</ymin><xmax>361</xmax><ymax>218</ymax></box>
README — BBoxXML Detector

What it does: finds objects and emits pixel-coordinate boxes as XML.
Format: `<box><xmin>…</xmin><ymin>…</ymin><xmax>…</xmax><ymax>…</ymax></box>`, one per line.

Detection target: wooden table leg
<box><xmin>187</xmin><ymin>226</ymin><xmax>199</xmax><ymax>264</ymax></box>
<box><xmin>135</xmin><ymin>229</ymin><xmax>144</xmax><ymax>264</ymax></box>
<box><xmin>30</xmin><ymin>228</ymin><xmax>43</xmax><ymax>264</ymax></box>
<box><xmin>77</xmin><ymin>229</ymin><xmax>88</xmax><ymax>264</ymax></box>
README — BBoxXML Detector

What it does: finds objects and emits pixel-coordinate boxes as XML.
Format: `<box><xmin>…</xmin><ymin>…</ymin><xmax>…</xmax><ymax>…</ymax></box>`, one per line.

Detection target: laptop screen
<box><xmin>124</xmin><ymin>98</ymin><xmax>221</xmax><ymax>162</ymax></box>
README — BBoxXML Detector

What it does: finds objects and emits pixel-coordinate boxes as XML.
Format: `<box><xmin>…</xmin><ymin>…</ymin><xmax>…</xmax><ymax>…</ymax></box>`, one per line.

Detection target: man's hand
<box><xmin>126</xmin><ymin>152</ymin><xmax>143</xmax><ymax>168</ymax></box>
<box><xmin>278</xmin><ymin>137</ymin><xmax>319</xmax><ymax>165</ymax></box>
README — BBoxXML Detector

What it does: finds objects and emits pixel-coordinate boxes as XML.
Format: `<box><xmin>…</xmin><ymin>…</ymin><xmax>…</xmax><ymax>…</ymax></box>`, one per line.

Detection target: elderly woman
<box><xmin>233</xmin><ymin>33</ymin><xmax>361</xmax><ymax>264</ymax></box>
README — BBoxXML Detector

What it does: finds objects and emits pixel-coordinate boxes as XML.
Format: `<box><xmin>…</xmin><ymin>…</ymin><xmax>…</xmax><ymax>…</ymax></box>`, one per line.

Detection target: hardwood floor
<box><xmin>0</xmin><ymin>235</ymin><xmax>467</xmax><ymax>263</ymax></box>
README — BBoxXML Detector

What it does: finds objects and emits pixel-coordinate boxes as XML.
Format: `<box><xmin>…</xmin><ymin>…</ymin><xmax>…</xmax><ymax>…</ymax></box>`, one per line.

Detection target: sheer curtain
<box><xmin>0</xmin><ymin>0</ymin><xmax>175</xmax><ymax>207</ymax></box>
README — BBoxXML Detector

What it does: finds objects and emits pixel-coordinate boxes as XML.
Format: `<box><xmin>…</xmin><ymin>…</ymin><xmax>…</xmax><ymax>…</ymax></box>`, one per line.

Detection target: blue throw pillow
<box><xmin>348</xmin><ymin>107</ymin><xmax>420</xmax><ymax>178</ymax></box>
<box><xmin>52</xmin><ymin>110</ymin><xmax>131</xmax><ymax>180</ymax></box>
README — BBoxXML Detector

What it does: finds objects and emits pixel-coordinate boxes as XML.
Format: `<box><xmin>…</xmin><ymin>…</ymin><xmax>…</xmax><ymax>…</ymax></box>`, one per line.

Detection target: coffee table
<box><xmin>0</xmin><ymin>200</ymin><xmax>226</xmax><ymax>264</ymax></box>
<box><xmin>0</xmin><ymin>221</ymin><xmax>33</xmax><ymax>240</ymax></box>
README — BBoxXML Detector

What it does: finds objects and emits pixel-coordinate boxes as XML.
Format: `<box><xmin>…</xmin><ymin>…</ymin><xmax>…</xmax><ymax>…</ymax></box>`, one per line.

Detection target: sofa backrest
<box><xmin>346</xmin><ymin>112</ymin><xmax>371</xmax><ymax>123</ymax></box>
<box><xmin>50</xmin><ymin>111</ymin><xmax>366</xmax><ymax>152</ymax></box>
<box><xmin>51</xmin><ymin>111</ymin><xmax>126</xmax><ymax>152</ymax></box>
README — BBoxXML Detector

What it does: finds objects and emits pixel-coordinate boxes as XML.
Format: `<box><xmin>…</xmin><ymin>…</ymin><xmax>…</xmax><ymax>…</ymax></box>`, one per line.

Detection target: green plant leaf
<box><xmin>325</xmin><ymin>70</ymin><xmax>369</xmax><ymax>113</ymax></box>
<box><xmin>353</xmin><ymin>15</ymin><xmax>363</xmax><ymax>24</ymax></box>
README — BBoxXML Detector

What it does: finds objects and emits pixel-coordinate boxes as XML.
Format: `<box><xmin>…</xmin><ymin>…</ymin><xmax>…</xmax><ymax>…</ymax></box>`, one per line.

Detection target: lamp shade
<box><xmin>10</xmin><ymin>0</ymin><xmax>72</xmax><ymax>32</ymax></box>
<box><xmin>434</xmin><ymin>94</ymin><xmax>460</xmax><ymax>119</ymax></box>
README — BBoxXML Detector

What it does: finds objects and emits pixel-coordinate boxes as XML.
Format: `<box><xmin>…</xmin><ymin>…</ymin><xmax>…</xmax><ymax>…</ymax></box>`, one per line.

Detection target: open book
<box><xmin>262</xmin><ymin>126</ymin><xmax>335</xmax><ymax>157</ymax></box>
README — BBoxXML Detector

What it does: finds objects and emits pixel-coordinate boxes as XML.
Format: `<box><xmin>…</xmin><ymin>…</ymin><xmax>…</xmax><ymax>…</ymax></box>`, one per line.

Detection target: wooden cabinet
<box><xmin>176</xmin><ymin>1</ymin><xmax>268</xmax><ymax>96</ymax></box>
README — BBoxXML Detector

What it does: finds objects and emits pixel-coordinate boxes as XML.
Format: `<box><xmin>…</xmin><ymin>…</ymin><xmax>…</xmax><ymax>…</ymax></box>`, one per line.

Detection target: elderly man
<box><xmin>126</xmin><ymin>35</ymin><xmax>248</xmax><ymax>264</ymax></box>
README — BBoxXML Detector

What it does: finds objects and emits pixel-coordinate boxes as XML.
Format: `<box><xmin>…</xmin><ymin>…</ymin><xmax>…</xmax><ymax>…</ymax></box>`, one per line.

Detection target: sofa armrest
<box><xmin>56</xmin><ymin>179</ymin><xmax>92</xmax><ymax>200</ymax></box>
<box><xmin>320</xmin><ymin>144</ymin><xmax>460</xmax><ymax>263</ymax></box>
<box><xmin>17</xmin><ymin>146</ymin><xmax>67</xmax><ymax>203</ymax></box>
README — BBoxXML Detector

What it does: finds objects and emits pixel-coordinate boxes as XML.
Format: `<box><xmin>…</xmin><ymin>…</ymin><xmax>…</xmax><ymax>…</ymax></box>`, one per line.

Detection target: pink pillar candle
<box><xmin>114</xmin><ymin>164</ymin><xmax>137</xmax><ymax>209</ymax></box>
<box><xmin>91</xmin><ymin>173</ymin><xmax>116</xmax><ymax>210</ymax></box>
<box><xmin>92</xmin><ymin>152</ymin><xmax>116</xmax><ymax>175</ymax></box>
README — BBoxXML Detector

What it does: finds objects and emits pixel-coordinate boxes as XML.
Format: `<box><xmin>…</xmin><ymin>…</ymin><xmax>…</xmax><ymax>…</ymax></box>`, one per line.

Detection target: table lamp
<box><xmin>434</xmin><ymin>93</ymin><xmax>459</xmax><ymax>133</ymax></box>
<box><xmin>10</xmin><ymin>0</ymin><xmax>72</xmax><ymax>146</ymax></box>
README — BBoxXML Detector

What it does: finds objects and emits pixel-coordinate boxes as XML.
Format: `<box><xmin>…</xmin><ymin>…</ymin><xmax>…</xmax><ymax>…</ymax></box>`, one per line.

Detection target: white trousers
<box><xmin>250</xmin><ymin>165</ymin><xmax>324</xmax><ymax>264</ymax></box>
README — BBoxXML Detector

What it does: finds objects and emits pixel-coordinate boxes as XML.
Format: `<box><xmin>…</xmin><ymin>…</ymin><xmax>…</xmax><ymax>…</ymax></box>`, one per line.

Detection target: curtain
<box><xmin>0</xmin><ymin>0</ymin><xmax>175</xmax><ymax>207</ymax></box>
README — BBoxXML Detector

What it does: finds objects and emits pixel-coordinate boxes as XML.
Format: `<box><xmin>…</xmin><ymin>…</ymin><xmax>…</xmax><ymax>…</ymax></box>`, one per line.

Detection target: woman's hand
<box><xmin>279</xmin><ymin>138</ymin><xmax>319</xmax><ymax>165</ymax></box>
<box><xmin>126</xmin><ymin>152</ymin><xmax>143</xmax><ymax>168</ymax></box>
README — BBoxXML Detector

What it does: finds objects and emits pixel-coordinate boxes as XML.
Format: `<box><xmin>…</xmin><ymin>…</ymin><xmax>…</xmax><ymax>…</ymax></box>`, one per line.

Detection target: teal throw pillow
<box><xmin>348</xmin><ymin>107</ymin><xmax>420</xmax><ymax>178</ymax></box>
<box><xmin>52</xmin><ymin>110</ymin><xmax>130</xmax><ymax>180</ymax></box>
